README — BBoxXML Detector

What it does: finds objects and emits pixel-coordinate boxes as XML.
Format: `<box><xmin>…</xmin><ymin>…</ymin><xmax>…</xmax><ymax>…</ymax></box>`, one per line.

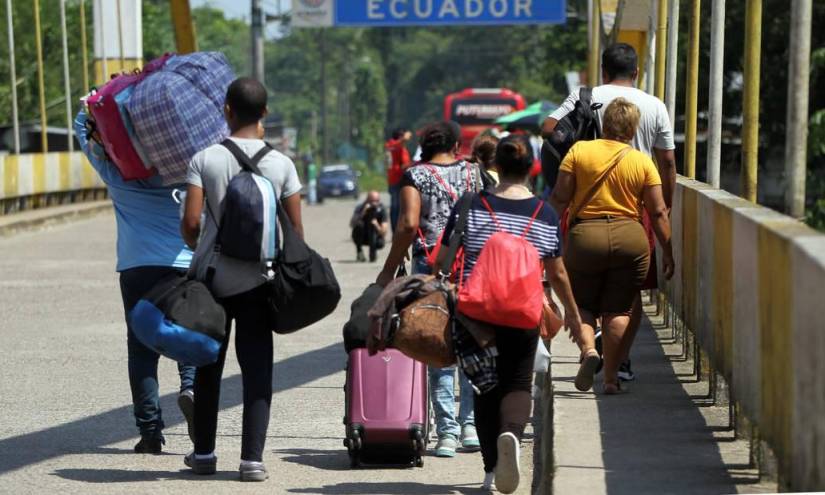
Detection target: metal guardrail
<box><xmin>0</xmin><ymin>152</ymin><xmax>106</xmax><ymax>215</ymax></box>
<box><xmin>660</xmin><ymin>176</ymin><xmax>825</xmax><ymax>491</ymax></box>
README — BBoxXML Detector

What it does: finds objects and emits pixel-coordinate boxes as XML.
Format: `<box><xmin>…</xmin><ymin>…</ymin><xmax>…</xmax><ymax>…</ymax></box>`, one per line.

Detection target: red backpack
<box><xmin>457</xmin><ymin>197</ymin><xmax>545</xmax><ymax>329</ymax></box>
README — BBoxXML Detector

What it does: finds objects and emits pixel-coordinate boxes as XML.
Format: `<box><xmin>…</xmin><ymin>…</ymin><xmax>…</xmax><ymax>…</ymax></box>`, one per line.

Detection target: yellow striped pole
<box><xmin>655</xmin><ymin>0</ymin><xmax>668</xmax><ymax>100</ymax></box>
<box><xmin>33</xmin><ymin>0</ymin><xmax>48</xmax><ymax>152</ymax></box>
<box><xmin>80</xmin><ymin>0</ymin><xmax>90</xmax><ymax>92</ymax></box>
<box><xmin>683</xmin><ymin>0</ymin><xmax>701</xmax><ymax>179</ymax></box>
<box><xmin>170</xmin><ymin>0</ymin><xmax>198</xmax><ymax>54</ymax></box>
<box><xmin>742</xmin><ymin>0</ymin><xmax>762</xmax><ymax>202</ymax></box>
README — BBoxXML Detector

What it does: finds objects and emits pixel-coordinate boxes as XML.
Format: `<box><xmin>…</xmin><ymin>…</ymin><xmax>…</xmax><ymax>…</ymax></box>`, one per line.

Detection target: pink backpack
<box><xmin>87</xmin><ymin>54</ymin><xmax>172</xmax><ymax>180</ymax></box>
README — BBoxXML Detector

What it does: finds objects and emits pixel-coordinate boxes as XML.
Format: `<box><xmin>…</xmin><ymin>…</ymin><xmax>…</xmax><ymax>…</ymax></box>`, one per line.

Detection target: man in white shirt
<box><xmin>543</xmin><ymin>43</ymin><xmax>677</xmax><ymax>382</ymax></box>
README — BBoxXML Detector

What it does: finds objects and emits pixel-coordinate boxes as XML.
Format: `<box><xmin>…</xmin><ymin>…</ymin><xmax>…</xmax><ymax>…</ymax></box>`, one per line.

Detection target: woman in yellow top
<box><xmin>550</xmin><ymin>97</ymin><xmax>675</xmax><ymax>394</ymax></box>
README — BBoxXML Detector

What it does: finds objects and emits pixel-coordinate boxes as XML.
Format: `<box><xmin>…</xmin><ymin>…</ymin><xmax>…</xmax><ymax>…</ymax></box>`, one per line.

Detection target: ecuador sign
<box><xmin>292</xmin><ymin>0</ymin><xmax>567</xmax><ymax>27</ymax></box>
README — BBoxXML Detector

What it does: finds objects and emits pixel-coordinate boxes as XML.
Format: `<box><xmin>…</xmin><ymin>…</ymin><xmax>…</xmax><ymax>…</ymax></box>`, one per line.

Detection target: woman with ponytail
<box><xmin>377</xmin><ymin>121</ymin><xmax>483</xmax><ymax>459</ymax></box>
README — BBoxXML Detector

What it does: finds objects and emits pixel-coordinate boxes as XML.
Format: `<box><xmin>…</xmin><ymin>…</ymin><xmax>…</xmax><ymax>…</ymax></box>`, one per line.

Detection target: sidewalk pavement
<box><xmin>0</xmin><ymin>201</ymin><xmax>112</xmax><ymax>237</ymax></box>
<box><xmin>550</xmin><ymin>302</ymin><xmax>778</xmax><ymax>495</ymax></box>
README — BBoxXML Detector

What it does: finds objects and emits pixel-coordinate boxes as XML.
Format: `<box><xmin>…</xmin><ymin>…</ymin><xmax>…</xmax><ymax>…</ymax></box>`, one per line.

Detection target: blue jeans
<box><xmin>389</xmin><ymin>184</ymin><xmax>401</xmax><ymax>233</ymax></box>
<box><xmin>412</xmin><ymin>256</ymin><xmax>475</xmax><ymax>438</ymax></box>
<box><xmin>120</xmin><ymin>267</ymin><xmax>196</xmax><ymax>437</ymax></box>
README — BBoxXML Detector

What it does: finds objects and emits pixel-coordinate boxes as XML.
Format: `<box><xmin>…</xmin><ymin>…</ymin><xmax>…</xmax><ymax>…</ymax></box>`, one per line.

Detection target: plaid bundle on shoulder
<box><xmin>128</xmin><ymin>52</ymin><xmax>235</xmax><ymax>185</ymax></box>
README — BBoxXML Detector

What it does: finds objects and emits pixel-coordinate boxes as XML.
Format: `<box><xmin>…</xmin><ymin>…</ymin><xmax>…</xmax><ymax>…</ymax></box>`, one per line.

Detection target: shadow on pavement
<box><xmin>596</xmin><ymin>315</ymin><xmax>738</xmax><ymax>495</ymax></box>
<box><xmin>286</xmin><ymin>481</ymin><xmax>483</xmax><ymax>494</ymax></box>
<box><xmin>50</xmin><ymin>468</ymin><xmax>238</xmax><ymax>483</ymax></box>
<box><xmin>276</xmin><ymin>448</ymin><xmax>351</xmax><ymax>471</ymax></box>
<box><xmin>0</xmin><ymin>342</ymin><xmax>343</xmax><ymax>477</ymax></box>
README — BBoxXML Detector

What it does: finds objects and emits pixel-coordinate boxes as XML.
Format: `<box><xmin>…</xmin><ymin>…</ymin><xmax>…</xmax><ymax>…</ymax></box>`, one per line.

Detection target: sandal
<box><xmin>574</xmin><ymin>349</ymin><xmax>601</xmax><ymax>391</ymax></box>
<box><xmin>603</xmin><ymin>381</ymin><xmax>623</xmax><ymax>395</ymax></box>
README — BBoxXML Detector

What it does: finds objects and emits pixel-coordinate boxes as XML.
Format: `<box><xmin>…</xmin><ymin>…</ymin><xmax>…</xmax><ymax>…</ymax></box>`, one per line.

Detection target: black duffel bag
<box><xmin>267</xmin><ymin>203</ymin><xmax>342</xmax><ymax>334</ymax></box>
<box><xmin>342</xmin><ymin>283</ymin><xmax>384</xmax><ymax>353</ymax></box>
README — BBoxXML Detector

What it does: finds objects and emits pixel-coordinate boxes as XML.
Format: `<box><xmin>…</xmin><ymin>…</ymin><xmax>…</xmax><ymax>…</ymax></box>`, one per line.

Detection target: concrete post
<box><xmin>741</xmin><ymin>0</ymin><xmax>762</xmax><ymax>202</ymax></box>
<box><xmin>684</xmin><ymin>0</ymin><xmax>701</xmax><ymax>179</ymax></box>
<box><xmin>665</xmin><ymin>0</ymin><xmax>680</xmax><ymax>125</ymax></box>
<box><xmin>784</xmin><ymin>0</ymin><xmax>812</xmax><ymax>218</ymax></box>
<box><xmin>5</xmin><ymin>0</ymin><xmax>20</xmax><ymax>154</ymax></box>
<box><xmin>707</xmin><ymin>0</ymin><xmax>725</xmax><ymax>188</ymax></box>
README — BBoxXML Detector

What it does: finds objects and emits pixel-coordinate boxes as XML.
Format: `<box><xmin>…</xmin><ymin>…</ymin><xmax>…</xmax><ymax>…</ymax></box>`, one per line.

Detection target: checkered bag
<box><xmin>128</xmin><ymin>52</ymin><xmax>235</xmax><ymax>185</ymax></box>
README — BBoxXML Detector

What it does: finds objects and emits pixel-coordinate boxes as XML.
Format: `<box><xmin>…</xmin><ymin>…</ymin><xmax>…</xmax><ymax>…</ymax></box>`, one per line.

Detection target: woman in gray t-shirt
<box><xmin>376</xmin><ymin>121</ymin><xmax>482</xmax><ymax>458</ymax></box>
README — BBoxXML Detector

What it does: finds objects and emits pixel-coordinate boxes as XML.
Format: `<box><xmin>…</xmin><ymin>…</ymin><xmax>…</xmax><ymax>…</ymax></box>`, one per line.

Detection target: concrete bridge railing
<box><xmin>0</xmin><ymin>152</ymin><xmax>106</xmax><ymax>215</ymax></box>
<box><xmin>666</xmin><ymin>176</ymin><xmax>825</xmax><ymax>491</ymax></box>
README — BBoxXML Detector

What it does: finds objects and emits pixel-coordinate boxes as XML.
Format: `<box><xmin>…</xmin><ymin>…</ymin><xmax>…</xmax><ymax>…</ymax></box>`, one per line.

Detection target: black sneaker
<box><xmin>178</xmin><ymin>389</ymin><xmax>195</xmax><ymax>443</ymax></box>
<box><xmin>618</xmin><ymin>360</ymin><xmax>636</xmax><ymax>382</ymax></box>
<box><xmin>356</xmin><ymin>251</ymin><xmax>366</xmax><ymax>262</ymax></box>
<box><xmin>185</xmin><ymin>451</ymin><xmax>217</xmax><ymax>475</ymax></box>
<box><xmin>134</xmin><ymin>433</ymin><xmax>165</xmax><ymax>454</ymax></box>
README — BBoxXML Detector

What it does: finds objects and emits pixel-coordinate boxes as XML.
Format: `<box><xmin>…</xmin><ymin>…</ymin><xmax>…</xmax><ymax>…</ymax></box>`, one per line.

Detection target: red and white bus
<box><xmin>444</xmin><ymin>88</ymin><xmax>526</xmax><ymax>156</ymax></box>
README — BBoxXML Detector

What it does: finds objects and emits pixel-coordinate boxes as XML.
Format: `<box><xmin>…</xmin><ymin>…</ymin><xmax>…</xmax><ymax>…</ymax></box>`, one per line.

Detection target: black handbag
<box><xmin>268</xmin><ymin>204</ymin><xmax>342</xmax><ymax>334</ymax></box>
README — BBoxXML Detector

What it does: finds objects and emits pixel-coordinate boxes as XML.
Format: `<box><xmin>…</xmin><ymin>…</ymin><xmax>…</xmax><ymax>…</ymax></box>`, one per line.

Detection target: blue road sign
<box><xmin>334</xmin><ymin>0</ymin><xmax>567</xmax><ymax>27</ymax></box>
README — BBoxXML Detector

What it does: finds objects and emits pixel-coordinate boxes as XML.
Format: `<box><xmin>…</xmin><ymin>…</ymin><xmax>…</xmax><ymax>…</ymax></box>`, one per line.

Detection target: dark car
<box><xmin>317</xmin><ymin>164</ymin><xmax>359</xmax><ymax>200</ymax></box>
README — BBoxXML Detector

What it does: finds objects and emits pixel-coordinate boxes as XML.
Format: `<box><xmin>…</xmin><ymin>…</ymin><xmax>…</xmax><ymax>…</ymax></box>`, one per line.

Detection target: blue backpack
<box><xmin>213</xmin><ymin>139</ymin><xmax>278</xmax><ymax>262</ymax></box>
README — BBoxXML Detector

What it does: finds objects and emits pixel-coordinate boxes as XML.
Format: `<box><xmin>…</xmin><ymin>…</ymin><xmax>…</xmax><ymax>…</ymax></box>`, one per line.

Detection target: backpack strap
<box><xmin>438</xmin><ymin>192</ymin><xmax>475</xmax><ymax>279</ymax></box>
<box><xmin>480</xmin><ymin>195</ymin><xmax>544</xmax><ymax>238</ymax></box>
<box><xmin>566</xmin><ymin>146</ymin><xmax>633</xmax><ymax>228</ymax></box>
<box><xmin>220</xmin><ymin>138</ymin><xmax>273</xmax><ymax>176</ymax></box>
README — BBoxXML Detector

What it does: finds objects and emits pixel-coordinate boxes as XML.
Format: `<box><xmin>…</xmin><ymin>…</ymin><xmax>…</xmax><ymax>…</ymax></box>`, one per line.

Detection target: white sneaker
<box><xmin>482</xmin><ymin>471</ymin><xmax>495</xmax><ymax>491</ymax></box>
<box><xmin>494</xmin><ymin>432</ymin><xmax>520</xmax><ymax>494</ymax></box>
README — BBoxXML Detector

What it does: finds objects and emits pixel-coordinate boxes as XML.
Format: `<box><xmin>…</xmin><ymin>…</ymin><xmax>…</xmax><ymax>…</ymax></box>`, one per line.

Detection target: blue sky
<box><xmin>191</xmin><ymin>0</ymin><xmax>291</xmax><ymax>21</ymax></box>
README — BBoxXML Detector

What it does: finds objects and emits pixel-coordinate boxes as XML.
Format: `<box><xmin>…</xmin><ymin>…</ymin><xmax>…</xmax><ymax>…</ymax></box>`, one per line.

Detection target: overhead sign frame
<box><xmin>292</xmin><ymin>0</ymin><xmax>567</xmax><ymax>28</ymax></box>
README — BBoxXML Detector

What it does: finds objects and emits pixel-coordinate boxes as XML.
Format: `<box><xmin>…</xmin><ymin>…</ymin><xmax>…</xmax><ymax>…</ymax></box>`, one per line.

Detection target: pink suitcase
<box><xmin>344</xmin><ymin>348</ymin><xmax>428</xmax><ymax>468</ymax></box>
<box><xmin>87</xmin><ymin>54</ymin><xmax>171</xmax><ymax>180</ymax></box>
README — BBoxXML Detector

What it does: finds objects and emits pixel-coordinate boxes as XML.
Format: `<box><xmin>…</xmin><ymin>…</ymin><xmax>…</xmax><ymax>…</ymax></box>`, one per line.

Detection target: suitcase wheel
<box><xmin>345</xmin><ymin>427</ymin><xmax>363</xmax><ymax>469</ymax></box>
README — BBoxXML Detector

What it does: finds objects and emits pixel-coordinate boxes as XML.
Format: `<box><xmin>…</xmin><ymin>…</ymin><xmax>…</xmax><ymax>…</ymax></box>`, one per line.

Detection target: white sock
<box><xmin>482</xmin><ymin>472</ymin><xmax>495</xmax><ymax>489</ymax></box>
<box><xmin>194</xmin><ymin>452</ymin><xmax>215</xmax><ymax>460</ymax></box>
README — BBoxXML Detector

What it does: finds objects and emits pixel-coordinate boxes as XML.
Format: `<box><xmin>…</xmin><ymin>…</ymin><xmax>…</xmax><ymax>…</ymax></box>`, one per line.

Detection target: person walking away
<box><xmin>549</xmin><ymin>98</ymin><xmax>675</xmax><ymax>394</ymax></box>
<box><xmin>438</xmin><ymin>135</ymin><xmax>582</xmax><ymax>492</ymax></box>
<box><xmin>470</xmin><ymin>134</ymin><xmax>500</xmax><ymax>187</ymax></box>
<box><xmin>181</xmin><ymin>77</ymin><xmax>304</xmax><ymax>481</ymax></box>
<box><xmin>74</xmin><ymin>109</ymin><xmax>196</xmax><ymax>454</ymax></box>
<box><xmin>385</xmin><ymin>127</ymin><xmax>413</xmax><ymax>231</ymax></box>
<box><xmin>543</xmin><ymin>43</ymin><xmax>677</xmax><ymax>382</ymax></box>
<box><xmin>351</xmin><ymin>190</ymin><xmax>389</xmax><ymax>262</ymax></box>
<box><xmin>376</xmin><ymin>121</ymin><xmax>483</xmax><ymax>458</ymax></box>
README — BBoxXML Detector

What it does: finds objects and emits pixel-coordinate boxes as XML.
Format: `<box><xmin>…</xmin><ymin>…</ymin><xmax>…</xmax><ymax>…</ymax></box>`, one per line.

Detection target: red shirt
<box><xmin>385</xmin><ymin>139</ymin><xmax>411</xmax><ymax>186</ymax></box>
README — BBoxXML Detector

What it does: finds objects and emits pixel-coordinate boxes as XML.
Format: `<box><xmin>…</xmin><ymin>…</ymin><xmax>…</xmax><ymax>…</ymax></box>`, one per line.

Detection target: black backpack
<box><xmin>541</xmin><ymin>87</ymin><xmax>603</xmax><ymax>189</ymax></box>
<box><xmin>215</xmin><ymin>139</ymin><xmax>279</xmax><ymax>262</ymax></box>
<box><xmin>267</xmin><ymin>201</ymin><xmax>342</xmax><ymax>334</ymax></box>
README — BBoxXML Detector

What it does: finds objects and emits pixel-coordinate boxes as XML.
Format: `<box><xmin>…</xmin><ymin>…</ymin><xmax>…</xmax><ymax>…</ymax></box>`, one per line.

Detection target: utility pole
<box><xmin>320</xmin><ymin>28</ymin><xmax>328</xmax><ymax>163</ymax></box>
<box><xmin>33</xmin><ymin>0</ymin><xmax>48</xmax><ymax>152</ymax></box>
<box><xmin>251</xmin><ymin>0</ymin><xmax>265</xmax><ymax>84</ymax></box>
<box><xmin>665</xmin><ymin>0</ymin><xmax>680</xmax><ymax>123</ymax></box>
<box><xmin>707</xmin><ymin>0</ymin><xmax>725</xmax><ymax>188</ymax></box>
<box><xmin>6</xmin><ymin>0</ymin><xmax>20</xmax><ymax>154</ymax></box>
<box><xmin>741</xmin><ymin>0</ymin><xmax>762</xmax><ymax>202</ymax></box>
<box><xmin>79</xmin><ymin>0</ymin><xmax>90</xmax><ymax>93</ymax></box>
<box><xmin>785</xmin><ymin>0</ymin><xmax>812</xmax><ymax>218</ymax></box>
<box><xmin>60</xmin><ymin>0</ymin><xmax>73</xmax><ymax>151</ymax></box>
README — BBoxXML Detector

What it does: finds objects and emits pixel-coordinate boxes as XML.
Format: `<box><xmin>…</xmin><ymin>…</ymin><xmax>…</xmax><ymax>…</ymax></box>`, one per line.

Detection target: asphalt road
<box><xmin>0</xmin><ymin>197</ymin><xmax>533</xmax><ymax>494</ymax></box>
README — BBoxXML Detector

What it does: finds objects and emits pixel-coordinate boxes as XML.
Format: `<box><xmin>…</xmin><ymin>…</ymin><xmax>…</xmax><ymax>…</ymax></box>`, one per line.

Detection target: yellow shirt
<box><xmin>559</xmin><ymin>139</ymin><xmax>662</xmax><ymax>220</ymax></box>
